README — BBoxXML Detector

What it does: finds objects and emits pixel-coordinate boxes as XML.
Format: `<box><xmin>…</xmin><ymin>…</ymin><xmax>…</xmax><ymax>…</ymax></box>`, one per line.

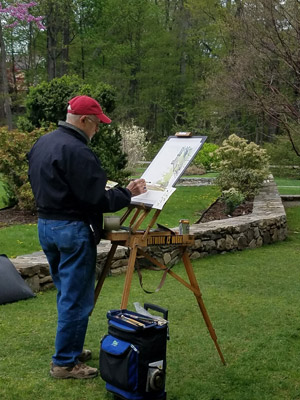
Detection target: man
<box><xmin>27</xmin><ymin>95</ymin><xmax>146</xmax><ymax>379</ymax></box>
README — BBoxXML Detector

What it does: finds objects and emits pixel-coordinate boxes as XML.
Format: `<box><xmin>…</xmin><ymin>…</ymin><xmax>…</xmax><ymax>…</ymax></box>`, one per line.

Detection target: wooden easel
<box><xmin>94</xmin><ymin>205</ymin><xmax>226</xmax><ymax>365</ymax></box>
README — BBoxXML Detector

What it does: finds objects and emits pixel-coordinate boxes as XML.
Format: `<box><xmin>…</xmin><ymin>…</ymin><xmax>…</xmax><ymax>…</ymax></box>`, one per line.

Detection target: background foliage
<box><xmin>0</xmin><ymin>76</ymin><xmax>130</xmax><ymax>209</ymax></box>
<box><xmin>1</xmin><ymin>1</ymin><xmax>300</xmax><ymax>208</ymax></box>
<box><xmin>193</xmin><ymin>142</ymin><xmax>219</xmax><ymax>171</ymax></box>
<box><xmin>1</xmin><ymin>0</ymin><xmax>300</xmax><ymax>157</ymax></box>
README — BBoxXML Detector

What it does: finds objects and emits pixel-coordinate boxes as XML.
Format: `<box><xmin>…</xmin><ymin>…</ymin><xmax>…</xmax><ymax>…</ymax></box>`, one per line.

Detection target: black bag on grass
<box><xmin>0</xmin><ymin>254</ymin><xmax>35</xmax><ymax>305</ymax></box>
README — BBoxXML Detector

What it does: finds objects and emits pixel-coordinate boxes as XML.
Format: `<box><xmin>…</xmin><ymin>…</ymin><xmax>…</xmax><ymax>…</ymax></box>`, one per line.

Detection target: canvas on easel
<box><xmin>131</xmin><ymin>136</ymin><xmax>207</xmax><ymax>210</ymax></box>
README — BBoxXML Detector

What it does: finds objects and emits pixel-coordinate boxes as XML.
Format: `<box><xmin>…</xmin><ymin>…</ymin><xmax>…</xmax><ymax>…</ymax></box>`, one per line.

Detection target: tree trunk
<box><xmin>45</xmin><ymin>0</ymin><xmax>58</xmax><ymax>80</ymax></box>
<box><xmin>47</xmin><ymin>25</ymin><xmax>57</xmax><ymax>80</ymax></box>
<box><xmin>10</xmin><ymin>36</ymin><xmax>17</xmax><ymax>95</ymax></box>
<box><xmin>60</xmin><ymin>22</ymin><xmax>70</xmax><ymax>76</ymax></box>
<box><xmin>0</xmin><ymin>22</ymin><xmax>12</xmax><ymax>130</ymax></box>
<box><xmin>60</xmin><ymin>1</ymin><xmax>71</xmax><ymax>77</ymax></box>
<box><xmin>79</xmin><ymin>14</ymin><xmax>85</xmax><ymax>80</ymax></box>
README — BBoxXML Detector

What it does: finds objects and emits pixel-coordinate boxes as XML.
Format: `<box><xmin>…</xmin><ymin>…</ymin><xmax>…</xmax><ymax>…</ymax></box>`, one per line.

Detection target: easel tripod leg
<box><xmin>120</xmin><ymin>244</ymin><xmax>138</xmax><ymax>309</ymax></box>
<box><xmin>93</xmin><ymin>243</ymin><xmax>118</xmax><ymax>311</ymax></box>
<box><xmin>182</xmin><ymin>250</ymin><xmax>226</xmax><ymax>365</ymax></box>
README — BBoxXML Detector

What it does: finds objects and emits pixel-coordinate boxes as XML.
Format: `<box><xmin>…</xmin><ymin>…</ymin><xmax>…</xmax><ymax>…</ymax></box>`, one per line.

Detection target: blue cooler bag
<box><xmin>100</xmin><ymin>306</ymin><xmax>168</xmax><ymax>400</ymax></box>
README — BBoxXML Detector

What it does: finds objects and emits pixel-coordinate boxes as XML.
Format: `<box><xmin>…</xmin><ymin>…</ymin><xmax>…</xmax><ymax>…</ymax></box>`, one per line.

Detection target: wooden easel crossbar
<box><xmin>94</xmin><ymin>205</ymin><xmax>226</xmax><ymax>365</ymax></box>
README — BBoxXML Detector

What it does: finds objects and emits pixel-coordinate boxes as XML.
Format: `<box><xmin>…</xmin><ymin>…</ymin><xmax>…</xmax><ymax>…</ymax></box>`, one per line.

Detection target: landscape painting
<box><xmin>131</xmin><ymin>136</ymin><xmax>207</xmax><ymax>209</ymax></box>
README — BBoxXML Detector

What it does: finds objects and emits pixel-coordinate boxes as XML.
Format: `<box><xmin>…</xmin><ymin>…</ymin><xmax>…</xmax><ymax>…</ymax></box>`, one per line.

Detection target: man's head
<box><xmin>66</xmin><ymin>95</ymin><xmax>111</xmax><ymax>139</ymax></box>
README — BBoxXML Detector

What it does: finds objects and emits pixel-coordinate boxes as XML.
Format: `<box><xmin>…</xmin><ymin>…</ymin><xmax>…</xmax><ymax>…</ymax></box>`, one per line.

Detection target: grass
<box><xmin>274</xmin><ymin>177</ymin><xmax>300</xmax><ymax>195</ymax></box>
<box><xmin>1</xmin><ymin>207</ymin><xmax>300</xmax><ymax>399</ymax></box>
<box><xmin>109</xmin><ymin>185</ymin><xmax>220</xmax><ymax>228</ymax></box>
<box><xmin>0</xmin><ymin>224</ymin><xmax>40</xmax><ymax>258</ymax></box>
<box><xmin>278</xmin><ymin>186</ymin><xmax>300</xmax><ymax>195</ymax></box>
<box><xmin>275</xmin><ymin>178</ymin><xmax>300</xmax><ymax>187</ymax></box>
<box><xmin>146</xmin><ymin>185</ymin><xmax>220</xmax><ymax>226</ymax></box>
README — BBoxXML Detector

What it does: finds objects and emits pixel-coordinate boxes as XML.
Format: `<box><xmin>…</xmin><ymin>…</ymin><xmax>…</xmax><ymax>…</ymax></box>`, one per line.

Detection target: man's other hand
<box><xmin>127</xmin><ymin>179</ymin><xmax>147</xmax><ymax>197</ymax></box>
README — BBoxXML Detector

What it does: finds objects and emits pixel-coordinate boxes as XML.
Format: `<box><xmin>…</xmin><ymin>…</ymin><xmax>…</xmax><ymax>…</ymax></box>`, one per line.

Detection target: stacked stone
<box><xmin>178</xmin><ymin>177</ymin><xmax>215</xmax><ymax>186</ymax></box>
<box><xmin>96</xmin><ymin>244</ymin><xmax>129</xmax><ymax>277</ymax></box>
<box><xmin>13</xmin><ymin>252</ymin><xmax>53</xmax><ymax>292</ymax></box>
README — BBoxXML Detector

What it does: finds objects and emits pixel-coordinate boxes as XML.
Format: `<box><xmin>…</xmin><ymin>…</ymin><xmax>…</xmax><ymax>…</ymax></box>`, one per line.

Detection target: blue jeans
<box><xmin>38</xmin><ymin>219</ymin><xmax>97</xmax><ymax>367</ymax></box>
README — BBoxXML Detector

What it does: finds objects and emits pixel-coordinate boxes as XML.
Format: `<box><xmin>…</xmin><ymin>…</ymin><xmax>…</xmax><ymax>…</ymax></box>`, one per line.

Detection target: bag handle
<box><xmin>144</xmin><ymin>303</ymin><xmax>168</xmax><ymax>320</ymax></box>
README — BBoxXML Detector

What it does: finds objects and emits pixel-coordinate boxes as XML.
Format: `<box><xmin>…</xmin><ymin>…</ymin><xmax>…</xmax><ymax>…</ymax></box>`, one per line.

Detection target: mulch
<box><xmin>0</xmin><ymin>206</ymin><xmax>38</xmax><ymax>228</ymax></box>
<box><xmin>197</xmin><ymin>197</ymin><xmax>254</xmax><ymax>223</ymax></box>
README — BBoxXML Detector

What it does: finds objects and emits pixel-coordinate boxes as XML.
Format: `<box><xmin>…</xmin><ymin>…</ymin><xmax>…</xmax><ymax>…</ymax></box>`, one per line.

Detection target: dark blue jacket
<box><xmin>27</xmin><ymin>123</ymin><xmax>131</xmax><ymax>241</ymax></box>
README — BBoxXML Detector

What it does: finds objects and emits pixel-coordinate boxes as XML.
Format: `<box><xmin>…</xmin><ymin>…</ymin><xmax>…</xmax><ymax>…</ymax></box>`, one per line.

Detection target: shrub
<box><xmin>185</xmin><ymin>165</ymin><xmax>207</xmax><ymax>175</ymax></box>
<box><xmin>215</xmin><ymin>134</ymin><xmax>270</xmax><ymax>198</ymax></box>
<box><xmin>0</xmin><ymin>126</ymin><xmax>53</xmax><ymax>210</ymax></box>
<box><xmin>20</xmin><ymin>75</ymin><xmax>116</xmax><ymax>129</ymax></box>
<box><xmin>193</xmin><ymin>142</ymin><xmax>219</xmax><ymax>171</ymax></box>
<box><xmin>222</xmin><ymin>188</ymin><xmax>245</xmax><ymax>214</ymax></box>
<box><xmin>17</xmin><ymin>116</ymin><xmax>35</xmax><ymax>133</ymax></box>
<box><xmin>120</xmin><ymin>121</ymin><xmax>150</xmax><ymax>167</ymax></box>
<box><xmin>90</xmin><ymin>126</ymin><xmax>130</xmax><ymax>186</ymax></box>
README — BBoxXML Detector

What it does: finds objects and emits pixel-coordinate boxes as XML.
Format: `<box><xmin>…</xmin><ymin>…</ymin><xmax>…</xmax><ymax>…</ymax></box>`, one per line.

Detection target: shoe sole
<box><xmin>50</xmin><ymin>370</ymin><xmax>98</xmax><ymax>379</ymax></box>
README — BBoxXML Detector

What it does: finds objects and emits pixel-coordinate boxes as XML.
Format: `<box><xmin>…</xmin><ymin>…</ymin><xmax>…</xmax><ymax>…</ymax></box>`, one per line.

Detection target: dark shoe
<box><xmin>78</xmin><ymin>349</ymin><xmax>92</xmax><ymax>362</ymax></box>
<box><xmin>50</xmin><ymin>362</ymin><xmax>98</xmax><ymax>379</ymax></box>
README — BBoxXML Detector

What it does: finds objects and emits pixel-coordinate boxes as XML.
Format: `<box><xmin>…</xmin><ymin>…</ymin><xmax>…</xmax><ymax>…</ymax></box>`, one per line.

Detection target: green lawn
<box><xmin>275</xmin><ymin>178</ymin><xmax>300</xmax><ymax>187</ymax></box>
<box><xmin>0</xmin><ymin>224</ymin><xmax>40</xmax><ymax>258</ymax></box>
<box><xmin>1</xmin><ymin>207</ymin><xmax>300</xmax><ymax>399</ymax></box>
<box><xmin>274</xmin><ymin>177</ymin><xmax>300</xmax><ymax>195</ymax></box>
<box><xmin>277</xmin><ymin>186</ymin><xmax>300</xmax><ymax>195</ymax></box>
<box><xmin>110</xmin><ymin>185</ymin><xmax>220</xmax><ymax>227</ymax></box>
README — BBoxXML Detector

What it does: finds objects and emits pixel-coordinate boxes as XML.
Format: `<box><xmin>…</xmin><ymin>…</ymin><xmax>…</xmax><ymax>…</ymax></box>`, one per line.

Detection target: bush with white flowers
<box><xmin>120</xmin><ymin>122</ymin><xmax>150</xmax><ymax>167</ymax></box>
<box><xmin>215</xmin><ymin>134</ymin><xmax>270</xmax><ymax>198</ymax></box>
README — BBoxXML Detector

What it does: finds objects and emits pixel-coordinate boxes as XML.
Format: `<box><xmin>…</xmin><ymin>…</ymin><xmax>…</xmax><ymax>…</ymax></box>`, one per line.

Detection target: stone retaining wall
<box><xmin>13</xmin><ymin>178</ymin><xmax>287</xmax><ymax>292</ymax></box>
<box><xmin>178</xmin><ymin>177</ymin><xmax>216</xmax><ymax>186</ymax></box>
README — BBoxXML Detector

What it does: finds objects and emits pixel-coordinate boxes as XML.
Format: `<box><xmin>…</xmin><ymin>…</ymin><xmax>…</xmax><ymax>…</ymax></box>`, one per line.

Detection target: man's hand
<box><xmin>127</xmin><ymin>179</ymin><xmax>147</xmax><ymax>197</ymax></box>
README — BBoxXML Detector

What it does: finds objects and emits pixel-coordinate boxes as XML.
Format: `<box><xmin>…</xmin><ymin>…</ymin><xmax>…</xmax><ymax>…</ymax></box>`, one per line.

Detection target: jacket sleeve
<box><xmin>65</xmin><ymin>146</ymin><xmax>131</xmax><ymax>212</ymax></box>
<box><xmin>100</xmin><ymin>187</ymin><xmax>131</xmax><ymax>213</ymax></box>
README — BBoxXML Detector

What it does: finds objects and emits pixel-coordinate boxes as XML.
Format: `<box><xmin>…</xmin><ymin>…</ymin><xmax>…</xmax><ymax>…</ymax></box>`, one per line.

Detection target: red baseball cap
<box><xmin>68</xmin><ymin>95</ymin><xmax>111</xmax><ymax>124</ymax></box>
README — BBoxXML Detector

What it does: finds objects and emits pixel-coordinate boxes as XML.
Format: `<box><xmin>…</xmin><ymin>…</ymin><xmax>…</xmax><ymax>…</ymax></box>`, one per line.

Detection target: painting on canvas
<box><xmin>131</xmin><ymin>136</ymin><xmax>207</xmax><ymax>209</ymax></box>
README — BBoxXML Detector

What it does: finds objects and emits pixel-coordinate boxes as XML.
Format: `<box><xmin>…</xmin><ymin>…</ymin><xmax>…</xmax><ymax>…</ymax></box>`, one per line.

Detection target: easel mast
<box><xmin>94</xmin><ymin>205</ymin><xmax>226</xmax><ymax>365</ymax></box>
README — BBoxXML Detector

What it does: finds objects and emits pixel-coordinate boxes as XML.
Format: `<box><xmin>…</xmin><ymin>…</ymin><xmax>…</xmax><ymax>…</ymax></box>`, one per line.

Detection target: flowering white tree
<box><xmin>120</xmin><ymin>121</ymin><xmax>150</xmax><ymax>168</ymax></box>
<box><xmin>0</xmin><ymin>1</ymin><xmax>44</xmax><ymax>129</ymax></box>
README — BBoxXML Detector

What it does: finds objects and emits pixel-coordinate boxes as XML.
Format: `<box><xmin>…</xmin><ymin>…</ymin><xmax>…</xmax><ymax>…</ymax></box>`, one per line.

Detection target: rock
<box><xmin>225</xmin><ymin>235</ymin><xmax>235</xmax><ymax>250</ymax></box>
<box><xmin>163</xmin><ymin>253</ymin><xmax>172</xmax><ymax>265</ymax></box>
<box><xmin>25</xmin><ymin>275</ymin><xmax>40</xmax><ymax>292</ymax></box>
<box><xmin>39</xmin><ymin>276</ymin><xmax>53</xmax><ymax>284</ymax></box>
<box><xmin>237</xmin><ymin>234</ymin><xmax>248</xmax><ymax>250</ymax></box>
<box><xmin>190</xmin><ymin>251</ymin><xmax>201</xmax><ymax>260</ymax></box>
<box><xmin>111</xmin><ymin>259</ymin><xmax>128</xmax><ymax>269</ymax></box>
<box><xmin>203</xmin><ymin>240</ymin><xmax>216</xmax><ymax>252</ymax></box>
